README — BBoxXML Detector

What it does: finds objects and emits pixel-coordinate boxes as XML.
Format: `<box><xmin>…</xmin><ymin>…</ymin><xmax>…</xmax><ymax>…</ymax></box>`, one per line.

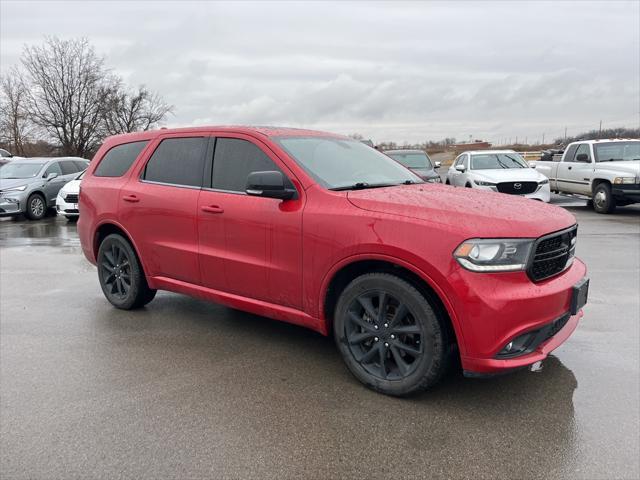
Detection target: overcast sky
<box><xmin>1</xmin><ymin>0</ymin><xmax>638</xmax><ymax>144</ymax></box>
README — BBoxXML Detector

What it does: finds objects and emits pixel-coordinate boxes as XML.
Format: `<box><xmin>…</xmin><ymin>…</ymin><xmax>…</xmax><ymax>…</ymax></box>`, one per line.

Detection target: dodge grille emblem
<box><xmin>513</xmin><ymin>183</ymin><xmax>522</xmax><ymax>190</ymax></box>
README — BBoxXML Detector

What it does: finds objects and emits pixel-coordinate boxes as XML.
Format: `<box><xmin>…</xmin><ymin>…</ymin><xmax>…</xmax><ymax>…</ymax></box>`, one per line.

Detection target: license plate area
<box><xmin>570</xmin><ymin>277</ymin><xmax>589</xmax><ymax>315</ymax></box>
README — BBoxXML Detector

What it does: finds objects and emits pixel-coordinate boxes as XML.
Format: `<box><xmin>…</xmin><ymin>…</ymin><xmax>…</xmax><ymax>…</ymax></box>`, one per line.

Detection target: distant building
<box><xmin>450</xmin><ymin>141</ymin><xmax>492</xmax><ymax>152</ymax></box>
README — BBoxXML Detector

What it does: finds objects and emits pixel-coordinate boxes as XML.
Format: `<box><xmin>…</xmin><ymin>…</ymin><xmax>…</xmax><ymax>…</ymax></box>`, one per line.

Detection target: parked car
<box><xmin>535</xmin><ymin>139</ymin><xmax>640</xmax><ymax>213</ymax></box>
<box><xmin>78</xmin><ymin>127</ymin><xmax>588</xmax><ymax>396</ymax></box>
<box><xmin>446</xmin><ymin>150</ymin><xmax>551</xmax><ymax>202</ymax></box>
<box><xmin>56</xmin><ymin>170</ymin><xmax>85</xmax><ymax>221</ymax></box>
<box><xmin>0</xmin><ymin>149</ymin><xmax>14</xmax><ymax>168</ymax></box>
<box><xmin>0</xmin><ymin>157</ymin><xmax>89</xmax><ymax>220</ymax></box>
<box><xmin>384</xmin><ymin>149</ymin><xmax>442</xmax><ymax>183</ymax></box>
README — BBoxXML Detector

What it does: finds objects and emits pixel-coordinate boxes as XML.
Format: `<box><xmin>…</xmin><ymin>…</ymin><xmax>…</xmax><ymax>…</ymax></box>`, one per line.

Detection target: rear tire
<box><xmin>25</xmin><ymin>193</ymin><xmax>46</xmax><ymax>220</ymax></box>
<box><xmin>97</xmin><ymin>234</ymin><xmax>157</xmax><ymax>309</ymax></box>
<box><xmin>592</xmin><ymin>183</ymin><xmax>616</xmax><ymax>214</ymax></box>
<box><xmin>465</xmin><ymin>183</ymin><xmax>472</xmax><ymax>188</ymax></box>
<box><xmin>65</xmin><ymin>216</ymin><xmax>78</xmax><ymax>222</ymax></box>
<box><xmin>333</xmin><ymin>273</ymin><xmax>448</xmax><ymax>396</ymax></box>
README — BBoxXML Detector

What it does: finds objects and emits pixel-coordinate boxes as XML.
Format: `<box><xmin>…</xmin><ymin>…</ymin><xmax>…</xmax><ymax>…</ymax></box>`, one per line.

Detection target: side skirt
<box><xmin>149</xmin><ymin>276</ymin><xmax>325</xmax><ymax>335</ymax></box>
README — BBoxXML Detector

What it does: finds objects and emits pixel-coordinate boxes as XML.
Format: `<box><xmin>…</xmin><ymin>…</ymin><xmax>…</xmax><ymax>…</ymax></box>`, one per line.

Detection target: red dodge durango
<box><xmin>78</xmin><ymin>126</ymin><xmax>589</xmax><ymax>396</ymax></box>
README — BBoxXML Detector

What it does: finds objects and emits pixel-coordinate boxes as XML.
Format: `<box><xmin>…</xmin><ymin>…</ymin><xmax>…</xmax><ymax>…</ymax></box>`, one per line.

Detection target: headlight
<box><xmin>613</xmin><ymin>177</ymin><xmax>637</xmax><ymax>184</ymax></box>
<box><xmin>2</xmin><ymin>185</ymin><xmax>27</xmax><ymax>192</ymax></box>
<box><xmin>475</xmin><ymin>181</ymin><xmax>496</xmax><ymax>187</ymax></box>
<box><xmin>538</xmin><ymin>178</ymin><xmax>549</xmax><ymax>185</ymax></box>
<box><xmin>426</xmin><ymin>176</ymin><xmax>441</xmax><ymax>183</ymax></box>
<box><xmin>453</xmin><ymin>239</ymin><xmax>534</xmax><ymax>272</ymax></box>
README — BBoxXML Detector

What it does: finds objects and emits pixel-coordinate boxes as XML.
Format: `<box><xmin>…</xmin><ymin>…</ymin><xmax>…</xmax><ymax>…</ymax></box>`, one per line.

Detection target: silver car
<box><xmin>445</xmin><ymin>150</ymin><xmax>551</xmax><ymax>202</ymax></box>
<box><xmin>0</xmin><ymin>157</ymin><xmax>89</xmax><ymax>220</ymax></box>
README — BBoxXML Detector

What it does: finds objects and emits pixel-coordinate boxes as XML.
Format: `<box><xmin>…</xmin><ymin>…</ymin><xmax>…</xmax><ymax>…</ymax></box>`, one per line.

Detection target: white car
<box><xmin>56</xmin><ymin>170</ymin><xmax>84</xmax><ymax>221</ymax></box>
<box><xmin>446</xmin><ymin>150</ymin><xmax>551</xmax><ymax>202</ymax></box>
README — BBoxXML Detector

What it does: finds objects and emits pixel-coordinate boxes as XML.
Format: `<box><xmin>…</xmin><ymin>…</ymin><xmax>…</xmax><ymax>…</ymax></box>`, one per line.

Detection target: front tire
<box><xmin>592</xmin><ymin>183</ymin><xmax>616</xmax><ymax>214</ymax></box>
<box><xmin>333</xmin><ymin>273</ymin><xmax>448</xmax><ymax>396</ymax></box>
<box><xmin>25</xmin><ymin>193</ymin><xmax>46</xmax><ymax>220</ymax></box>
<box><xmin>97</xmin><ymin>234</ymin><xmax>157</xmax><ymax>309</ymax></box>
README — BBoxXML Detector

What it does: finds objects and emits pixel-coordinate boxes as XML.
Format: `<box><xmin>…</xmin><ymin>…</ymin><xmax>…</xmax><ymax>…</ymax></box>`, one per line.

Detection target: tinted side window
<box><xmin>44</xmin><ymin>162</ymin><xmax>62</xmax><ymax>177</ymax></box>
<box><xmin>143</xmin><ymin>137</ymin><xmax>207</xmax><ymax>187</ymax></box>
<box><xmin>213</xmin><ymin>138</ymin><xmax>287</xmax><ymax>192</ymax></box>
<box><xmin>563</xmin><ymin>144</ymin><xmax>579</xmax><ymax>163</ymax></box>
<box><xmin>94</xmin><ymin>141</ymin><xmax>149</xmax><ymax>177</ymax></box>
<box><xmin>60</xmin><ymin>160</ymin><xmax>79</xmax><ymax>175</ymax></box>
<box><xmin>73</xmin><ymin>160</ymin><xmax>89</xmax><ymax>171</ymax></box>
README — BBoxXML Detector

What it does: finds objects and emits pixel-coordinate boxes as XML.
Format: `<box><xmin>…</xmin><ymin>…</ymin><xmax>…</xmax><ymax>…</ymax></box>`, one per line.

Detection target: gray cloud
<box><xmin>1</xmin><ymin>0</ymin><xmax>638</xmax><ymax>144</ymax></box>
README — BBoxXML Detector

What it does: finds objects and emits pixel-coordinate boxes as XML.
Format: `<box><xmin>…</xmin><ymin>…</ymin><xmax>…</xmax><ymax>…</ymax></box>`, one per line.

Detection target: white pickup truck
<box><xmin>535</xmin><ymin>139</ymin><xmax>640</xmax><ymax>213</ymax></box>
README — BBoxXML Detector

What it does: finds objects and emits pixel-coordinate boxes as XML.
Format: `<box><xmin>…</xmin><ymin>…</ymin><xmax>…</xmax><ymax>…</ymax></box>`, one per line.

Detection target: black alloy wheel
<box><xmin>344</xmin><ymin>290</ymin><xmax>422</xmax><ymax>380</ymax></box>
<box><xmin>101</xmin><ymin>241</ymin><xmax>132</xmax><ymax>300</ymax></box>
<box><xmin>334</xmin><ymin>273</ymin><xmax>448</xmax><ymax>396</ymax></box>
<box><xmin>97</xmin><ymin>234</ymin><xmax>157</xmax><ymax>309</ymax></box>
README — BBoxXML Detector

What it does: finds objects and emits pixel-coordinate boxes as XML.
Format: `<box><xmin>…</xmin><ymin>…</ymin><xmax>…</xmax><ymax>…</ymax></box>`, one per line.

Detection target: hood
<box><xmin>0</xmin><ymin>178</ymin><xmax>34</xmax><ymax>191</ymax></box>
<box><xmin>471</xmin><ymin>168</ymin><xmax>544</xmax><ymax>183</ymax></box>
<box><xmin>347</xmin><ymin>184</ymin><xmax>575</xmax><ymax>238</ymax></box>
<box><xmin>595</xmin><ymin>161</ymin><xmax>640</xmax><ymax>176</ymax></box>
<box><xmin>59</xmin><ymin>179</ymin><xmax>81</xmax><ymax>195</ymax></box>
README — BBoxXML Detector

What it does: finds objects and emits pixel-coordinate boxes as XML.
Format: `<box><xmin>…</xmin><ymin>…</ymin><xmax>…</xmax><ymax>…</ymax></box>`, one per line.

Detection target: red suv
<box><xmin>78</xmin><ymin>127</ymin><xmax>589</xmax><ymax>396</ymax></box>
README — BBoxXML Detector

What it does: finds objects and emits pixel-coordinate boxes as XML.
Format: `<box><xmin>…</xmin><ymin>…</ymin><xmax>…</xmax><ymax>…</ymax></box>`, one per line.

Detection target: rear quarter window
<box><xmin>94</xmin><ymin>141</ymin><xmax>149</xmax><ymax>177</ymax></box>
<box><xmin>142</xmin><ymin>137</ymin><xmax>207</xmax><ymax>187</ymax></box>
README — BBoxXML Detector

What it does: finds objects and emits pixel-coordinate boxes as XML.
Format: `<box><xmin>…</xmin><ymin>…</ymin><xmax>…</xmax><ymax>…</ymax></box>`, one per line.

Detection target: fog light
<box><xmin>497</xmin><ymin>331</ymin><xmax>537</xmax><ymax>357</ymax></box>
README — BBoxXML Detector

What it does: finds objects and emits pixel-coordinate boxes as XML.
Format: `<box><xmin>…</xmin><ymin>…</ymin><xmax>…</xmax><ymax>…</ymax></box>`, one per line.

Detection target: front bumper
<box><xmin>450</xmin><ymin>257</ymin><xmax>587</xmax><ymax>375</ymax></box>
<box><xmin>612</xmin><ymin>184</ymin><xmax>640</xmax><ymax>203</ymax></box>
<box><xmin>56</xmin><ymin>195</ymin><xmax>80</xmax><ymax>217</ymax></box>
<box><xmin>0</xmin><ymin>195</ymin><xmax>25</xmax><ymax>215</ymax></box>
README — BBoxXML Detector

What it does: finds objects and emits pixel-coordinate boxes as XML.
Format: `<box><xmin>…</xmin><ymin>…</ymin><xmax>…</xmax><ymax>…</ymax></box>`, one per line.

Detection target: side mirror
<box><xmin>246</xmin><ymin>171</ymin><xmax>296</xmax><ymax>200</ymax></box>
<box><xmin>46</xmin><ymin>172</ymin><xmax>58</xmax><ymax>181</ymax></box>
<box><xmin>434</xmin><ymin>161</ymin><xmax>442</xmax><ymax>169</ymax></box>
<box><xmin>576</xmin><ymin>153</ymin><xmax>590</xmax><ymax>163</ymax></box>
<box><xmin>455</xmin><ymin>164</ymin><xmax>466</xmax><ymax>172</ymax></box>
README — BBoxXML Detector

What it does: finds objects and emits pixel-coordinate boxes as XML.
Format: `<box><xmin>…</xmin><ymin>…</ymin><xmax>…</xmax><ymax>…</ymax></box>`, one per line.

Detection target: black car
<box><xmin>384</xmin><ymin>149</ymin><xmax>441</xmax><ymax>183</ymax></box>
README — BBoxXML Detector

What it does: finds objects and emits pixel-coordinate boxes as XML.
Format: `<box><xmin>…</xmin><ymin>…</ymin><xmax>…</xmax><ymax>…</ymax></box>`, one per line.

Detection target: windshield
<box><xmin>275</xmin><ymin>136</ymin><xmax>422</xmax><ymax>189</ymax></box>
<box><xmin>386</xmin><ymin>151</ymin><xmax>433</xmax><ymax>169</ymax></box>
<box><xmin>471</xmin><ymin>153</ymin><xmax>528</xmax><ymax>170</ymax></box>
<box><xmin>0</xmin><ymin>162</ymin><xmax>45</xmax><ymax>179</ymax></box>
<box><xmin>594</xmin><ymin>141</ymin><xmax>640</xmax><ymax>162</ymax></box>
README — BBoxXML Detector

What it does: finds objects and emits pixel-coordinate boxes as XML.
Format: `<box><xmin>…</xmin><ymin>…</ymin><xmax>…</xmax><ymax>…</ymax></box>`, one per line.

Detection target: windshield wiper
<box><xmin>331</xmin><ymin>181</ymin><xmax>409</xmax><ymax>191</ymax></box>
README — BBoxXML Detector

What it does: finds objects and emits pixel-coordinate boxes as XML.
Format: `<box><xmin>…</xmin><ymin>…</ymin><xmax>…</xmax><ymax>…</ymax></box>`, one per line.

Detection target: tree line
<box><xmin>0</xmin><ymin>37</ymin><xmax>172</xmax><ymax>158</ymax></box>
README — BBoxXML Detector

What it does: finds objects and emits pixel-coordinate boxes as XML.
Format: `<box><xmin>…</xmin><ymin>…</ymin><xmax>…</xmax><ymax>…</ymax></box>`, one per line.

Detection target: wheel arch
<box><xmin>93</xmin><ymin>221</ymin><xmax>150</xmax><ymax>280</ymax></box>
<box><xmin>321</xmin><ymin>256</ymin><xmax>463</xmax><ymax>352</ymax></box>
<box><xmin>591</xmin><ymin>178</ymin><xmax>610</xmax><ymax>192</ymax></box>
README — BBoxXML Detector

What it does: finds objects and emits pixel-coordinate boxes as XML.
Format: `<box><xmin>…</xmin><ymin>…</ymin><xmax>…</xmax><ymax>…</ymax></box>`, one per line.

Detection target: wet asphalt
<box><xmin>1</xmin><ymin>199</ymin><xmax>639</xmax><ymax>479</ymax></box>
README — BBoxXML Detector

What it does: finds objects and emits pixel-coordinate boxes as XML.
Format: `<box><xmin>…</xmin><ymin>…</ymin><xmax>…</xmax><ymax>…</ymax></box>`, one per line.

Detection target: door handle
<box><xmin>201</xmin><ymin>205</ymin><xmax>224</xmax><ymax>214</ymax></box>
<box><xmin>567</xmin><ymin>166</ymin><xmax>572</xmax><ymax>170</ymax></box>
<box><xmin>122</xmin><ymin>195</ymin><xmax>140</xmax><ymax>203</ymax></box>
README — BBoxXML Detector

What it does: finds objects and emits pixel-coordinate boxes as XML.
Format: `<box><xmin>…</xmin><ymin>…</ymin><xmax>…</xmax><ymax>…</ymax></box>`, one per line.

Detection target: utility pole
<box><xmin>599</xmin><ymin>120</ymin><xmax>602</xmax><ymax>137</ymax></box>
<box><xmin>564</xmin><ymin>127</ymin><xmax>567</xmax><ymax>142</ymax></box>
<box><xmin>525</xmin><ymin>136</ymin><xmax>528</xmax><ymax>145</ymax></box>
<box><xmin>542</xmin><ymin>133</ymin><xmax>545</xmax><ymax>144</ymax></box>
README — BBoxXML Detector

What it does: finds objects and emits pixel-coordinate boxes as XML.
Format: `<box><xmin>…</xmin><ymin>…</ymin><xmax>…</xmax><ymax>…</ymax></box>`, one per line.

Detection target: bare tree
<box><xmin>20</xmin><ymin>37</ymin><xmax>115</xmax><ymax>157</ymax></box>
<box><xmin>102</xmin><ymin>84</ymin><xmax>172</xmax><ymax>135</ymax></box>
<box><xmin>0</xmin><ymin>71</ymin><xmax>33</xmax><ymax>156</ymax></box>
